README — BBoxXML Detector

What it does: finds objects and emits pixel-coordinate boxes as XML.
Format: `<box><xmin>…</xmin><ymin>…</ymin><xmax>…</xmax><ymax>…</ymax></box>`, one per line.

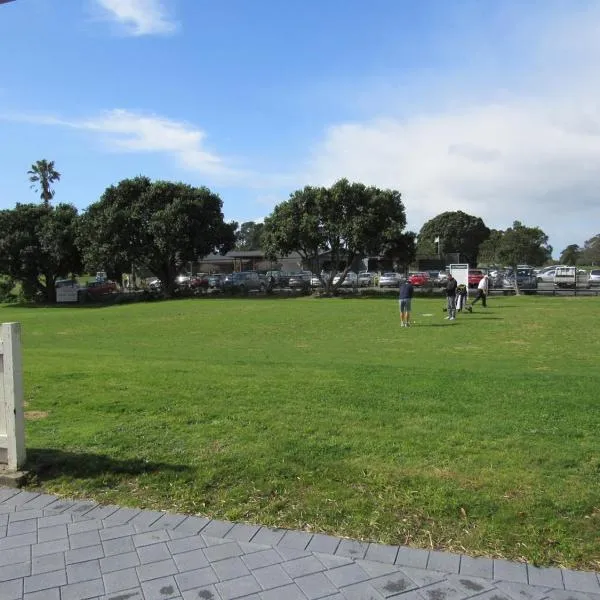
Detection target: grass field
<box><xmin>4</xmin><ymin>295</ymin><xmax>600</xmax><ymax>570</ymax></box>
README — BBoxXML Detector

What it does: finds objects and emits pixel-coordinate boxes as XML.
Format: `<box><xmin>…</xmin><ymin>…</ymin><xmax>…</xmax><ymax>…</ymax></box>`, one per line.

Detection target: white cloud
<box><xmin>307</xmin><ymin>5</ymin><xmax>600</xmax><ymax>251</ymax></box>
<box><xmin>94</xmin><ymin>0</ymin><xmax>178</xmax><ymax>36</ymax></box>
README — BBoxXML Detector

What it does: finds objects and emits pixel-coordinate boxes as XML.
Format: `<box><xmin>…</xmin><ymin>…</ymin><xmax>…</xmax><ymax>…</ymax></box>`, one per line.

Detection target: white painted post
<box><xmin>0</xmin><ymin>322</ymin><xmax>26</xmax><ymax>471</ymax></box>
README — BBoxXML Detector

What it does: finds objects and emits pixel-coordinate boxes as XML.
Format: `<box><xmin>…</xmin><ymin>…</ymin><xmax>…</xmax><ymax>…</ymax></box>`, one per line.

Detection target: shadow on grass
<box><xmin>25</xmin><ymin>448</ymin><xmax>191</xmax><ymax>484</ymax></box>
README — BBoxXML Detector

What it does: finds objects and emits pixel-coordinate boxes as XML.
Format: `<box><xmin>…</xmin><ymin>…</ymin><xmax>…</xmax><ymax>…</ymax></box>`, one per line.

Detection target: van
<box><xmin>554</xmin><ymin>267</ymin><xmax>577</xmax><ymax>289</ymax></box>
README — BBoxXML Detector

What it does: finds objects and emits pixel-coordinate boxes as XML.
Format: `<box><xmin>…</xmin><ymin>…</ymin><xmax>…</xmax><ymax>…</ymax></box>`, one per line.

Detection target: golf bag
<box><xmin>456</xmin><ymin>284</ymin><xmax>469</xmax><ymax>312</ymax></box>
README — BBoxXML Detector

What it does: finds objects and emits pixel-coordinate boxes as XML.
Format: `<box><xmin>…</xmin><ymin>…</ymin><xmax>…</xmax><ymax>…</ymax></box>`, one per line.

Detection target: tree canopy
<box><xmin>0</xmin><ymin>203</ymin><xmax>82</xmax><ymax>302</ymax></box>
<box><xmin>582</xmin><ymin>234</ymin><xmax>600</xmax><ymax>265</ymax></box>
<box><xmin>262</xmin><ymin>179</ymin><xmax>407</xmax><ymax>291</ymax></box>
<box><xmin>80</xmin><ymin>177</ymin><xmax>236</xmax><ymax>295</ymax></box>
<box><xmin>235</xmin><ymin>221</ymin><xmax>265</xmax><ymax>251</ymax></box>
<box><xmin>417</xmin><ymin>211</ymin><xmax>490</xmax><ymax>265</ymax></box>
<box><xmin>559</xmin><ymin>244</ymin><xmax>582</xmax><ymax>265</ymax></box>
<box><xmin>27</xmin><ymin>159</ymin><xmax>61</xmax><ymax>207</ymax></box>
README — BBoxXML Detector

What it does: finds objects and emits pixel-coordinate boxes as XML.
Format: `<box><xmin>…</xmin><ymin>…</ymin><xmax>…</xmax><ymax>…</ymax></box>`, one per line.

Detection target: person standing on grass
<box><xmin>445</xmin><ymin>274</ymin><xmax>457</xmax><ymax>320</ymax></box>
<box><xmin>471</xmin><ymin>274</ymin><xmax>489</xmax><ymax>308</ymax></box>
<box><xmin>399</xmin><ymin>279</ymin><xmax>414</xmax><ymax>327</ymax></box>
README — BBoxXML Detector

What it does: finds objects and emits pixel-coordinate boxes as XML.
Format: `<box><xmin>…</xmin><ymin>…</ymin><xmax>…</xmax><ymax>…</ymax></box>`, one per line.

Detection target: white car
<box><xmin>587</xmin><ymin>269</ymin><xmax>600</xmax><ymax>288</ymax></box>
<box><xmin>358</xmin><ymin>272</ymin><xmax>373</xmax><ymax>287</ymax></box>
<box><xmin>378</xmin><ymin>272</ymin><xmax>400</xmax><ymax>288</ymax></box>
<box><xmin>333</xmin><ymin>272</ymin><xmax>358</xmax><ymax>287</ymax></box>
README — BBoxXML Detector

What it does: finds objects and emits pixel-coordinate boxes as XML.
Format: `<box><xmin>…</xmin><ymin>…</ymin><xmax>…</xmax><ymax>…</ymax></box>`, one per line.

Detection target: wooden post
<box><xmin>0</xmin><ymin>322</ymin><xmax>26</xmax><ymax>471</ymax></box>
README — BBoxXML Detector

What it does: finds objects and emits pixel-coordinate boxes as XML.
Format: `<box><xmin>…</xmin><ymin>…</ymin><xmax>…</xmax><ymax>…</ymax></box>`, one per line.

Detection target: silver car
<box><xmin>587</xmin><ymin>269</ymin><xmax>600</xmax><ymax>288</ymax></box>
<box><xmin>358</xmin><ymin>272</ymin><xmax>373</xmax><ymax>287</ymax></box>
<box><xmin>378</xmin><ymin>272</ymin><xmax>399</xmax><ymax>288</ymax></box>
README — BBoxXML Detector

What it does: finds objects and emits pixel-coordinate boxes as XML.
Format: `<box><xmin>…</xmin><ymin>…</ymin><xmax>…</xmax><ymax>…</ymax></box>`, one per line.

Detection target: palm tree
<box><xmin>27</xmin><ymin>159</ymin><xmax>61</xmax><ymax>207</ymax></box>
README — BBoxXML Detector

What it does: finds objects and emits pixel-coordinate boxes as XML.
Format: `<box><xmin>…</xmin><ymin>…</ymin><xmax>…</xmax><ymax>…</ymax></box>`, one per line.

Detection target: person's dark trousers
<box><xmin>472</xmin><ymin>289</ymin><xmax>486</xmax><ymax>307</ymax></box>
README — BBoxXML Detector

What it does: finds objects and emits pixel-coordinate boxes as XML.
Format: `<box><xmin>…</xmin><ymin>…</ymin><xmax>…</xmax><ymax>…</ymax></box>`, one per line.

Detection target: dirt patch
<box><xmin>25</xmin><ymin>411</ymin><xmax>49</xmax><ymax>421</ymax></box>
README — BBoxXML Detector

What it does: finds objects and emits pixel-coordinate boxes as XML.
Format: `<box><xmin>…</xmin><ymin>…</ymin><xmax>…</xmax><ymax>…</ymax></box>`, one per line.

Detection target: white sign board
<box><xmin>57</xmin><ymin>286</ymin><xmax>80</xmax><ymax>303</ymax></box>
<box><xmin>449</xmin><ymin>264</ymin><xmax>469</xmax><ymax>294</ymax></box>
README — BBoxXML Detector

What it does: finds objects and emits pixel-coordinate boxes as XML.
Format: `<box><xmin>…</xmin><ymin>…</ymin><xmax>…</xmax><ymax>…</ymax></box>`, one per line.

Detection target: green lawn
<box><xmin>5</xmin><ymin>295</ymin><xmax>600</xmax><ymax>570</ymax></box>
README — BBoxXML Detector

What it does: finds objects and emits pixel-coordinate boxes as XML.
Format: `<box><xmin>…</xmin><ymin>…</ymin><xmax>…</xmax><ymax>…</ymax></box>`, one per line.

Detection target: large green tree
<box><xmin>262</xmin><ymin>179</ymin><xmax>407</xmax><ymax>292</ymax></box>
<box><xmin>382</xmin><ymin>231</ymin><xmax>417</xmax><ymax>271</ymax></box>
<box><xmin>477</xmin><ymin>229</ymin><xmax>504</xmax><ymax>265</ymax></box>
<box><xmin>235</xmin><ymin>221</ymin><xmax>265</xmax><ymax>250</ymax></box>
<box><xmin>0</xmin><ymin>203</ymin><xmax>82</xmax><ymax>302</ymax></box>
<box><xmin>496</xmin><ymin>221</ymin><xmax>552</xmax><ymax>294</ymax></box>
<box><xmin>417</xmin><ymin>210</ymin><xmax>490</xmax><ymax>265</ymax></box>
<box><xmin>80</xmin><ymin>177</ymin><xmax>236</xmax><ymax>295</ymax></box>
<box><xmin>559</xmin><ymin>244</ymin><xmax>582</xmax><ymax>265</ymax></box>
<box><xmin>581</xmin><ymin>234</ymin><xmax>600</xmax><ymax>265</ymax></box>
<box><xmin>27</xmin><ymin>159</ymin><xmax>61</xmax><ymax>207</ymax></box>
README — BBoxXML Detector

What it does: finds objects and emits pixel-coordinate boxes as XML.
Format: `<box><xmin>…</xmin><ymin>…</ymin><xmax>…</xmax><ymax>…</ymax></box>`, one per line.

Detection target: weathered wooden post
<box><xmin>0</xmin><ymin>322</ymin><xmax>26</xmax><ymax>475</ymax></box>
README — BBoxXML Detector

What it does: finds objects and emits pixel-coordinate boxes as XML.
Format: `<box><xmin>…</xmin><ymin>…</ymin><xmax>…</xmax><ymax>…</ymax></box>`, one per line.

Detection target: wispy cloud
<box><xmin>94</xmin><ymin>0</ymin><xmax>178</xmax><ymax>36</ymax></box>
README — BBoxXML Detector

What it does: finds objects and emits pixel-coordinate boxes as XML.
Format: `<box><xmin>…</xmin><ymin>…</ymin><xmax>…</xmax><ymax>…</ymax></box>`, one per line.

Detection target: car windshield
<box><xmin>591</xmin><ymin>270</ymin><xmax>600</xmax><ymax>276</ymax></box>
<box><xmin>383</xmin><ymin>273</ymin><xmax>396</xmax><ymax>277</ymax></box>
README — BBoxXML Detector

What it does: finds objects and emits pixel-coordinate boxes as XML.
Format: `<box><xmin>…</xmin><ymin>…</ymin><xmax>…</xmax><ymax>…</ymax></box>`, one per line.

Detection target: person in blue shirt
<box><xmin>399</xmin><ymin>279</ymin><xmax>414</xmax><ymax>327</ymax></box>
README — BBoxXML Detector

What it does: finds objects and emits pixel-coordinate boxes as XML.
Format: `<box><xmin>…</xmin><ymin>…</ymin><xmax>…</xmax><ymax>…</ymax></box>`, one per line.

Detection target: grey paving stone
<box><xmin>225</xmin><ymin>522</ymin><xmax>261</xmax><ymax>542</ymax></box>
<box><xmin>306</xmin><ymin>533</ymin><xmax>341</xmax><ymax>555</ymax></box>
<box><xmin>276</xmin><ymin>545</ymin><xmax>312</xmax><ymax>561</ymax></box>
<box><xmin>99</xmin><ymin>551</ymin><xmax>141</xmax><ymax>574</ymax></box>
<box><xmin>99</xmin><ymin>524</ymin><xmax>136</xmax><ymax>541</ymax></box>
<box><xmin>427</xmin><ymin>550</ymin><xmax>461</xmax><ymax>573</ymax></box>
<box><xmin>3</xmin><ymin>491</ymin><xmax>40</xmax><ymax>506</ymax></box>
<box><xmin>0</xmin><ymin>561</ymin><xmax>31</xmax><ymax>582</ymax></box>
<box><xmin>31</xmin><ymin>538</ymin><xmax>70</xmax><ymax>557</ymax></box>
<box><xmin>38</xmin><ymin>513</ymin><xmax>73</xmax><ymax>528</ymax></box>
<box><xmin>418</xmin><ymin>579</ymin><xmax>467</xmax><ymax>600</ymax></box>
<box><xmin>8</xmin><ymin>509</ymin><xmax>44</xmax><ymax>522</ymax></box>
<box><xmin>364</xmin><ymin>543</ymin><xmax>399</xmax><ymax>564</ymax></box>
<box><xmin>562</xmin><ymin>569</ymin><xmax>600</xmax><ymax>593</ymax></box>
<box><xmin>101</xmin><ymin>589</ymin><xmax>143</xmax><ymax>600</ymax></box>
<box><xmin>181</xmin><ymin>584</ymin><xmax>221</xmax><ymax>600</ymax></box>
<box><xmin>545</xmin><ymin>590</ymin><xmax>597</xmax><ymax>600</ymax></box>
<box><xmin>175</xmin><ymin>566</ymin><xmax>219</xmax><ymax>591</ymax></box>
<box><xmin>23</xmin><ymin>569</ymin><xmax>66</xmax><ymax>593</ymax></box>
<box><xmin>314</xmin><ymin>552</ymin><xmax>353</xmax><ymax>569</ymax></box>
<box><xmin>202</xmin><ymin>535</ymin><xmax>230</xmax><ymax>547</ymax></box>
<box><xmin>0</xmin><ymin>530</ymin><xmax>37</xmax><ymax>550</ymax></box>
<box><xmin>295</xmin><ymin>571</ymin><xmax>338</xmax><ymax>599</ymax></box>
<box><xmin>138</xmin><ymin>541</ymin><xmax>172</xmax><ymax>564</ymax></box>
<box><xmin>148</xmin><ymin>512</ymin><xmax>187</xmax><ymax>530</ymax></box>
<box><xmin>65</xmin><ymin>544</ymin><xmax>104</xmax><ymax>564</ymax></box>
<box><xmin>386</xmin><ymin>565</ymin><xmax>446</xmax><ymax>587</ymax></box>
<box><xmin>356</xmin><ymin>559</ymin><xmax>401</xmax><ymax>578</ymax></box>
<box><xmin>259</xmin><ymin>583</ymin><xmax>307</xmax><ymax>600</ymax></box>
<box><xmin>173</xmin><ymin>548</ymin><xmax>209</xmax><ymax>573</ymax></box>
<box><xmin>102</xmin><ymin>535</ymin><xmax>135</xmax><ymax>556</ymax></box>
<box><xmin>450</xmin><ymin>574</ymin><xmax>494</xmax><ymax>595</ymax></box>
<box><xmin>38</xmin><ymin>523</ymin><xmax>68</xmax><ymax>542</ymax></box>
<box><xmin>335</xmin><ymin>539</ymin><xmax>369</xmax><ymax>560</ymax></box>
<box><xmin>22</xmin><ymin>494</ymin><xmax>58</xmax><ymax>510</ymax></box>
<box><xmin>494</xmin><ymin>559</ymin><xmax>528</xmax><ymax>583</ymax></box>
<box><xmin>132</xmin><ymin>529</ymin><xmax>171</xmax><ymax>548</ymax></box>
<box><xmin>70</xmin><ymin>529</ymin><xmax>102</xmax><ymax>549</ymax></box>
<box><xmin>172</xmin><ymin>515</ymin><xmax>210</xmax><ymax>535</ymax></box>
<box><xmin>325</xmin><ymin>562</ymin><xmax>371</xmax><ymax>588</ymax></box>
<box><xmin>252</xmin><ymin>563</ymin><xmax>293</xmax><ymax>590</ymax></box>
<box><xmin>238</xmin><ymin>541</ymin><xmax>271</xmax><ymax>554</ymax></box>
<box><xmin>215</xmin><ymin>573</ymin><xmax>261</xmax><ymax>599</ymax></box>
<box><xmin>167</xmin><ymin>534</ymin><xmax>207</xmax><ymax>555</ymax></box>
<box><xmin>459</xmin><ymin>555</ymin><xmax>494</xmax><ymax>579</ymax></box>
<box><xmin>471</xmin><ymin>589</ymin><xmax>513</xmax><ymax>600</ymax></box>
<box><xmin>130</xmin><ymin>510</ymin><xmax>164</xmax><ymax>531</ymax></box>
<box><xmin>0</xmin><ymin>577</ymin><xmax>23</xmax><ymax>600</ymax></box>
<box><xmin>69</xmin><ymin>501</ymin><xmax>99</xmax><ymax>519</ymax></box>
<box><xmin>250</xmin><ymin>527</ymin><xmax>286</xmax><ymax>546</ymax></box>
<box><xmin>212</xmin><ymin>556</ymin><xmax>250</xmax><ymax>581</ymax></box>
<box><xmin>43</xmin><ymin>500</ymin><xmax>78</xmax><ymax>515</ymax></box>
<box><xmin>0</xmin><ymin>544</ymin><xmax>30</xmax><ymax>566</ymax></box>
<box><xmin>241</xmin><ymin>549</ymin><xmax>283</xmax><ymax>571</ymax></box>
<box><xmin>339</xmin><ymin>580</ymin><xmax>385</xmax><ymax>600</ymax></box>
<box><xmin>282</xmin><ymin>555</ymin><xmax>326</xmax><ymax>579</ymax></box>
<box><xmin>141</xmin><ymin>575</ymin><xmax>180</xmax><ymax>599</ymax></box>
<box><xmin>101</xmin><ymin>507</ymin><xmax>141</xmax><ymax>527</ymax></box>
<box><xmin>8</xmin><ymin>518</ymin><xmax>38</xmax><ymax>536</ymax></box>
<box><xmin>136</xmin><ymin>558</ymin><xmax>179</xmax><ymax>582</ymax></box>
<box><xmin>0</xmin><ymin>504</ymin><xmax>16</xmax><ymax>515</ymax></box>
<box><xmin>60</xmin><ymin>578</ymin><xmax>105</xmax><ymax>600</ymax></box>
<box><xmin>371</xmin><ymin>570</ymin><xmax>419</xmax><ymax>596</ymax></box>
<box><xmin>528</xmin><ymin>565</ymin><xmax>564</xmax><ymax>589</ymax></box>
<box><xmin>32</xmin><ymin>551</ymin><xmax>66</xmax><ymax>575</ymax></box>
<box><xmin>67</xmin><ymin>559</ymin><xmax>102</xmax><ymax>584</ymax></box>
<box><xmin>494</xmin><ymin>580</ymin><xmax>551</xmax><ymax>600</ymax></box>
<box><xmin>102</xmin><ymin>567</ymin><xmax>140</xmax><ymax>593</ymax></box>
<box><xmin>0</xmin><ymin>488</ymin><xmax>20</xmax><ymax>503</ymax></box>
<box><xmin>68</xmin><ymin>519</ymin><xmax>104</xmax><ymax>535</ymax></box>
<box><xmin>24</xmin><ymin>588</ymin><xmax>60</xmax><ymax>600</ymax></box>
<box><xmin>279</xmin><ymin>529</ymin><xmax>313</xmax><ymax>550</ymax></box>
<box><xmin>200</xmin><ymin>519</ymin><xmax>235</xmax><ymax>539</ymax></box>
<box><xmin>84</xmin><ymin>505</ymin><xmax>120</xmax><ymax>522</ymax></box>
<box><xmin>203</xmin><ymin>541</ymin><xmax>244</xmax><ymax>563</ymax></box>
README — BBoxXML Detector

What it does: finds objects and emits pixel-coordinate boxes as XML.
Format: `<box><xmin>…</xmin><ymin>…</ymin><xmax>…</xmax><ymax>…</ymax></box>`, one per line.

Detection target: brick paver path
<box><xmin>1</xmin><ymin>487</ymin><xmax>599</xmax><ymax>599</ymax></box>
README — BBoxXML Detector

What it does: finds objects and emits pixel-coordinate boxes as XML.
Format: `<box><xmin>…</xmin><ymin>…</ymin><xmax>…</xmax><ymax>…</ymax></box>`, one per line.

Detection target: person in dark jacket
<box><xmin>445</xmin><ymin>274</ymin><xmax>457</xmax><ymax>320</ymax></box>
<box><xmin>399</xmin><ymin>280</ymin><xmax>414</xmax><ymax>327</ymax></box>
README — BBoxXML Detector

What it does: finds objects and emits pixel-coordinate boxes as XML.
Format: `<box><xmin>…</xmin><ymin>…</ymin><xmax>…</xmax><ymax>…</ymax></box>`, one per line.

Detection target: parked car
<box><xmin>333</xmin><ymin>271</ymin><xmax>358</xmax><ymax>287</ymax></box>
<box><xmin>84</xmin><ymin>280</ymin><xmax>118</xmax><ymax>297</ymax></box>
<box><xmin>587</xmin><ymin>269</ymin><xmax>600</xmax><ymax>288</ymax></box>
<box><xmin>222</xmin><ymin>271</ymin><xmax>265</xmax><ymax>294</ymax></box>
<box><xmin>554</xmin><ymin>266</ymin><xmax>577</xmax><ymax>289</ymax></box>
<box><xmin>288</xmin><ymin>271</ymin><xmax>312</xmax><ymax>290</ymax></box>
<box><xmin>358</xmin><ymin>271</ymin><xmax>373</xmax><ymax>287</ymax></box>
<box><xmin>468</xmin><ymin>269</ymin><xmax>485</xmax><ymax>288</ymax></box>
<box><xmin>502</xmin><ymin>267</ymin><xmax>538</xmax><ymax>292</ymax></box>
<box><xmin>310</xmin><ymin>274</ymin><xmax>322</xmax><ymax>287</ymax></box>
<box><xmin>537</xmin><ymin>269</ymin><xmax>556</xmax><ymax>283</ymax></box>
<box><xmin>265</xmin><ymin>270</ymin><xmax>290</xmax><ymax>289</ymax></box>
<box><xmin>208</xmin><ymin>274</ymin><xmax>225</xmax><ymax>289</ymax></box>
<box><xmin>147</xmin><ymin>277</ymin><xmax>162</xmax><ymax>291</ymax></box>
<box><xmin>408</xmin><ymin>272</ymin><xmax>430</xmax><ymax>287</ymax></box>
<box><xmin>379</xmin><ymin>272</ymin><xmax>400</xmax><ymax>288</ymax></box>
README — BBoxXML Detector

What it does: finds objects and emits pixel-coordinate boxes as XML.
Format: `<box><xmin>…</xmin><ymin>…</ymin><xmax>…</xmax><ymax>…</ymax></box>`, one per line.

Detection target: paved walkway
<box><xmin>1</xmin><ymin>487</ymin><xmax>599</xmax><ymax>600</ymax></box>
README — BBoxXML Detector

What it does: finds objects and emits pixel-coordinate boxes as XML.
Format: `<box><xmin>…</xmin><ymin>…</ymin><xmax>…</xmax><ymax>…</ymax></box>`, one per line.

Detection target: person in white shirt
<box><xmin>471</xmin><ymin>274</ymin><xmax>489</xmax><ymax>308</ymax></box>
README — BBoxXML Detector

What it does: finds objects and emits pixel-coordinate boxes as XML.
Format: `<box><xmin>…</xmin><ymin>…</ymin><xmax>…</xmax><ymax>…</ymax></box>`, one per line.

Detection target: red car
<box><xmin>468</xmin><ymin>269</ymin><xmax>485</xmax><ymax>288</ymax></box>
<box><xmin>408</xmin><ymin>272</ymin><xmax>430</xmax><ymax>287</ymax></box>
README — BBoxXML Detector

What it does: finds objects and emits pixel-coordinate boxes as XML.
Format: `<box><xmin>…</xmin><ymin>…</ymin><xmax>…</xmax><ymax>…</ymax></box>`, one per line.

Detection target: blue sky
<box><xmin>1</xmin><ymin>0</ymin><xmax>600</xmax><ymax>256</ymax></box>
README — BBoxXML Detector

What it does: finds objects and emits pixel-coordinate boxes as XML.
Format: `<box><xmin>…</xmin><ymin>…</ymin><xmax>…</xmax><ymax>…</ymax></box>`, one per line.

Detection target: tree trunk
<box><xmin>513</xmin><ymin>265</ymin><xmax>520</xmax><ymax>296</ymax></box>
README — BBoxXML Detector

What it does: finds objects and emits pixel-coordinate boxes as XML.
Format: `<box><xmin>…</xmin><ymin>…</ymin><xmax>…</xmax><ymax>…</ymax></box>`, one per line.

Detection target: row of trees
<box><xmin>4</xmin><ymin>157</ymin><xmax>586</xmax><ymax>302</ymax></box>
<box><xmin>558</xmin><ymin>237</ymin><xmax>600</xmax><ymax>266</ymax></box>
